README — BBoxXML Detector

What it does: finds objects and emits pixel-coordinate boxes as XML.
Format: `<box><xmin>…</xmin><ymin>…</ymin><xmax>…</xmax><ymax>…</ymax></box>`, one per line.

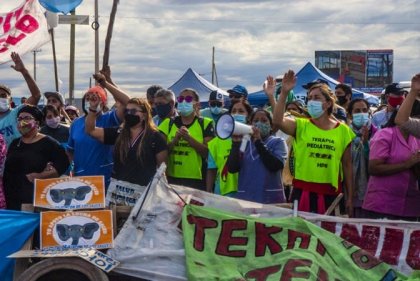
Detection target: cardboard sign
<box><xmin>9</xmin><ymin>248</ymin><xmax>119</xmax><ymax>273</ymax></box>
<box><xmin>106</xmin><ymin>178</ymin><xmax>146</xmax><ymax>207</ymax></box>
<box><xmin>34</xmin><ymin>176</ymin><xmax>105</xmax><ymax>210</ymax></box>
<box><xmin>41</xmin><ymin>210</ymin><xmax>113</xmax><ymax>250</ymax></box>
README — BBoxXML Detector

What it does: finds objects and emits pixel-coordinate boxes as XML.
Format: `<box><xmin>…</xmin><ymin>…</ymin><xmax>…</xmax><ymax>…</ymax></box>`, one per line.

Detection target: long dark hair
<box><xmin>114</xmin><ymin>98</ymin><xmax>157</xmax><ymax>164</ymax></box>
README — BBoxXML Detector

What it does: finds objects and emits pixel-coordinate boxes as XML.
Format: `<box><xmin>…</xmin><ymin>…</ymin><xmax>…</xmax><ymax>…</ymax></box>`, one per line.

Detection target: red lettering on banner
<box><xmin>5</xmin><ymin>33</ymin><xmax>26</xmax><ymax>46</ymax></box>
<box><xmin>320</xmin><ymin>221</ymin><xmax>336</xmax><ymax>234</ymax></box>
<box><xmin>215</xmin><ymin>219</ymin><xmax>248</xmax><ymax>257</ymax></box>
<box><xmin>317</xmin><ymin>267</ymin><xmax>329</xmax><ymax>281</ymax></box>
<box><xmin>3</xmin><ymin>12</ymin><xmax>13</xmax><ymax>33</ymax></box>
<box><xmin>255</xmin><ymin>222</ymin><xmax>283</xmax><ymax>257</ymax></box>
<box><xmin>352</xmin><ymin>249</ymin><xmax>381</xmax><ymax>270</ymax></box>
<box><xmin>280</xmin><ymin>259</ymin><xmax>312</xmax><ymax>280</ymax></box>
<box><xmin>379</xmin><ymin>228</ymin><xmax>403</xmax><ymax>265</ymax></box>
<box><xmin>186</xmin><ymin>214</ymin><xmax>218</xmax><ymax>251</ymax></box>
<box><xmin>287</xmin><ymin>230</ymin><xmax>310</xmax><ymax>250</ymax></box>
<box><xmin>406</xmin><ymin>230</ymin><xmax>420</xmax><ymax>269</ymax></box>
<box><xmin>245</xmin><ymin>264</ymin><xmax>281</xmax><ymax>281</ymax></box>
<box><xmin>340</xmin><ymin>224</ymin><xmax>380</xmax><ymax>255</ymax></box>
<box><xmin>316</xmin><ymin>240</ymin><xmax>326</xmax><ymax>256</ymax></box>
<box><xmin>15</xmin><ymin>15</ymin><xmax>39</xmax><ymax>34</ymax></box>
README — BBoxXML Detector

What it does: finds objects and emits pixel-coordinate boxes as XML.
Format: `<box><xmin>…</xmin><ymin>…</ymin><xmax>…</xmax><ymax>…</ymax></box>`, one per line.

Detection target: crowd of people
<box><xmin>0</xmin><ymin>52</ymin><xmax>419</xmax><ymax>221</ymax></box>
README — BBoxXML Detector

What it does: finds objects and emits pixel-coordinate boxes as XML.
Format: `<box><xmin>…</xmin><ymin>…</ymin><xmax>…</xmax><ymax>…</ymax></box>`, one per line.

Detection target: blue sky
<box><xmin>1</xmin><ymin>0</ymin><xmax>419</xmax><ymax>101</ymax></box>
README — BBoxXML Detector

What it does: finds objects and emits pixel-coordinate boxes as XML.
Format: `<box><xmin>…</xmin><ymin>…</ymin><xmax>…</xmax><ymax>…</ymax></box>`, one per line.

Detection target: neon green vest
<box><xmin>208</xmin><ymin>137</ymin><xmax>238</xmax><ymax>195</ymax></box>
<box><xmin>293</xmin><ymin>118</ymin><xmax>355</xmax><ymax>189</ymax></box>
<box><xmin>159</xmin><ymin>117</ymin><xmax>212</xmax><ymax>180</ymax></box>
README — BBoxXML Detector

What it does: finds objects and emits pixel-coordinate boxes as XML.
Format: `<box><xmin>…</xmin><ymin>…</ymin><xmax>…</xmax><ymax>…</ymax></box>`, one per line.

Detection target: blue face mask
<box><xmin>307</xmin><ymin>100</ymin><xmax>325</xmax><ymax>119</ymax></box>
<box><xmin>177</xmin><ymin>101</ymin><xmax>194</xmax><ymax>116</ymax></box>
<box><xmin>352</xmin><ymin>113</ymin><xmax>369</xmax><ymax>127</ymax></box>
<box><xmin>210</xmin><ymin>106</ymin><xmax>222</xmax><ymax>115</ymax></box>
<box><xmin>232</xmin><ymin>114</ymin><xmax>247</xmax><ymax>124</ymax></box>
<box><xmin>254</xmin><ymin>121</ymin><xmax>271</xmax><ymax>138</ymax></box>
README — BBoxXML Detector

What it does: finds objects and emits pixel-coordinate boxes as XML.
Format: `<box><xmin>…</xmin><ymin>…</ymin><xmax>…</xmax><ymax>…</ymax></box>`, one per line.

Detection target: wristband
<box><xmin>89</xmin><ymin>108</ymin><xmax>97</xmax><ymax>113</ymax></box>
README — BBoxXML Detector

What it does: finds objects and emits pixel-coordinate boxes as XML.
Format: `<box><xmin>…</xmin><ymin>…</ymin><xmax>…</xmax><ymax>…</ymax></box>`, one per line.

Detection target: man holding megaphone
<box><xmin>224</xmin><ymin>105</ymin><xmax>288</xmax><ymax>204</ymax></box>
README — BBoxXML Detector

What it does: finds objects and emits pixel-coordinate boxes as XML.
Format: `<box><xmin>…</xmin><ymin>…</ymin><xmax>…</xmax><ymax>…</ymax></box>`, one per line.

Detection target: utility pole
<box><xmin>32</xmin><ymin>49</ymin><xmax>41</xmax><ymax>81</ymax></box>
<box><xmin>94</xmin><ymin>0</ymin><xmax>99</xmax><ymax>75</ymax></box>
<box><xmin>211</xmin><ymin>46</ymin><xmax>218</xmax><ymax>87</ymax></box>
<box><xmin>69</xmin><ymin>9</ymin><xmax>76</xmax><ymax>105</ymax></box>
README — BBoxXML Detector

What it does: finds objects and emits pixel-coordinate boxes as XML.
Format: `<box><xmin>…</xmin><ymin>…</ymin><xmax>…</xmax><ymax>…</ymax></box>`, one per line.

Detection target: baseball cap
<box><xmin>384</xmin><ymin>83</ymin><xmax>405</xmax><ymax>95</ymax></box>
<box><xmin>302</xmin><ymin>78</ymin><xmax>330</xmax><ymax>89</ymax></box>
<box><xmin>227</xmin><ymin>85</ymin><xmax>248</xmax><ymax>98</ymax></box>
<box><xmin>208</xmin><ymin>90</ymin><xmax>224</xmax><ymax>102</ymax></box>
<box><xmin>44</xmin><ymin>91</ymin><xmax>65</xmax><ymax>105</ymax></box>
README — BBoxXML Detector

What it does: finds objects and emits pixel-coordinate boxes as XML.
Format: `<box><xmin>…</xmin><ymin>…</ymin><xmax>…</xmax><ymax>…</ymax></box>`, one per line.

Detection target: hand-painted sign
<box><xmin>0</xmin><ymin>0</ymin><xmax>50</xmax><ymax>64</ymax></box>
<box><xmin>41</xmin><ymin>210</ymin><xmax>113</xmax><ymax>250</ymax></box>
<box><xmin>105</xmin><ymin>178</ymin><xmax>146</xmax><ymax>207</ymax></box>
<box><xmin>34</xmin><ymin>176</ymin><xmax>105</xmax><ymax>210</ymax></box>
<box><xmin>182</xmin><ymin>204</ymin><xmax>412</xmax><ymax>280</ymax></box>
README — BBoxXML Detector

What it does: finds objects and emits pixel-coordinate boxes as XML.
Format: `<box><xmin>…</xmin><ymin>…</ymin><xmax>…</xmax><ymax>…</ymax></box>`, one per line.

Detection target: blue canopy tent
<box><xmin>168</xmin><ymin>68</ymin><xmax>229</xmax><ymax>107</ymax></box>
<box><xmin>247</xmin><ymin>62</ymin><xmax>379</xmax><ymax>107</ymax></box>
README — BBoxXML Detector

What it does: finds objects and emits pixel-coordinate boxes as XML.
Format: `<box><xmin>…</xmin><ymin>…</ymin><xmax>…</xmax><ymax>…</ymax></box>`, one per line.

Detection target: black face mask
<box><xmin>337</xmin><ymin>96</ymin><xmax>347</xmax><ymax>106</ymax></box>
<box><xmin>155</xmin><ymin>103</ymin><xmax>172</xmax><ymax>119</ymax></box>
<box><xmin>124</xmin><ymin>114</ymin><xmax>141</xmax><ymax>127</ymax></box>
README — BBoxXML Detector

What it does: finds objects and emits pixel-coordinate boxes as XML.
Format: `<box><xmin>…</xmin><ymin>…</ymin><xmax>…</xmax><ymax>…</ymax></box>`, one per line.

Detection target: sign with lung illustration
<box><xmin>34</xmin><ymin>176</ymin><xmax>105</xmax><ymax>209</ymax></box>
<box><xmin>40</xmin><ymin>210</ymin><xmax>113</xmax><ymax>250</ymax></box>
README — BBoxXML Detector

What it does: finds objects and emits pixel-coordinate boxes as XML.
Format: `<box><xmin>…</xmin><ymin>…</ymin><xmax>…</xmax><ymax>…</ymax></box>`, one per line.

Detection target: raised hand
<box><xmin>281</xmin><ymin>70</ymin><xmax>296</xmax><ymax>96</ymax></box>
<box><xmin>10</xmin><ymin>52</ymin><xmax>26</xmax><ymax>73</ymax></box>
<box><xmin>263</xmin><ymin>75</ymin><xmax>275</xmax><ymax>97</ymax></box>
<box><xmin>93</xmin><ymin>72</ymin><xmax>106</xmax><ymax>87</ymax></box>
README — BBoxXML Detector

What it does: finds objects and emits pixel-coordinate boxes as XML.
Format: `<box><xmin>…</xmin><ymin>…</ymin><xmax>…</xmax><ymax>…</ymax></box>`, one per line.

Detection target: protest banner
<box><xmin>34</xmin><ymin>176</ymin><xmax>105</xmax><ymax>210</ymax></box>
<box><xmin>105</xmin><ymin>178</ymin><xmax>146</xmax><ymax>207</ymax></box>
<box><xmin>41</xmin><ymin>210</ymin><xmax>113</xmax><ymax>250</ymax></box>
<box><xmin>0</xmin><ymin>0</ymin><xmax>50</xmax><ymax>64</ymax></box>
<box><xmin>182</xmin><ymin>204</ymin><xmax>412</xmax><ymax>280</ymax></box>
<box><xmin>108</xmin><ymin>172</ymin><xmax>420</xmax><ymax>280</ymax></box>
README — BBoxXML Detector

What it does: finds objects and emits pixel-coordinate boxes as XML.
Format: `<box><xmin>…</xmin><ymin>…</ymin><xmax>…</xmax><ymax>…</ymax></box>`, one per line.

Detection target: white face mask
<box><xmin>46</xmin><ymin>116</ymin><xmax>61</xmax><ymax>129</ymax></box>
<box><xmin>0</xmin><ymin>98</ymin><xmax>10</xmax><ymax>113</ymax></box>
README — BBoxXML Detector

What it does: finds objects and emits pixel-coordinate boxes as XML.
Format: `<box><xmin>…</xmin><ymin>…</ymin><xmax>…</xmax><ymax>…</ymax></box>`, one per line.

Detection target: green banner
<box><xmin>182</xmin><ymin>205</ymin><xmax>419</xmax><ymax>281</ymax></box>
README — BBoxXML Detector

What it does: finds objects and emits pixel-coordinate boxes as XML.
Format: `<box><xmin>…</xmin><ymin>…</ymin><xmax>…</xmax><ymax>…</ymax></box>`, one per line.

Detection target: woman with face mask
<box><xmin>159</xmin><ymin>88</ymin><xmax>214</xmax><ymax>190</ymax></box>
<box><xmin>347</xmin><ymin>98</ymin><xmax>377</xmax><ymax>217</ymax></box>
<box><xmin>3</xmin><ymin>105</ymin><xmax>70</xmax><ymax>210</ymax></box>
<box><xmin>85</xmin><ymin>98</ymin><xmax>168</xmax><ymax>206</ymax></box>
<box><xmin>40</xmin><ymin>105</ymin><xmax>70</xmax><ymax>147</ymax></box>
<box><xmin>226</xmin><ymin>108</ymin><xmax>287</xmax><ymax>204</ymax></box>
<box><xmin>273</xmin><ymin>70</ymin><xmax>356</xmax><ymax>216</ymax></box>
<box><xmin>206</xmin><ymin>100</ymin><xmax>253</xmax><ymax>196</ymax></box>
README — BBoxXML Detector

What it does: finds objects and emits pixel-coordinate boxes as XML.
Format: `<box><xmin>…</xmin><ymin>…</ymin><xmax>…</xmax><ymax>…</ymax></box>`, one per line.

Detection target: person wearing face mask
<box><xmin>0</xmin><ymin>52</ymin><xmax>41</xmax><ymax>147</ymax></box>
<box><xmin>200</xmin><ymin>90</ymin><xmax>228</xmax><ymax>124</ymax></box>
<box><xmin>206</xmin><ymin>100</ymin><xmax>253</xmax><ymax>196</ymax></box>
<box><xmin>395</xmin><ymin>73</ymin><xmax>420</xmax><ymax>138</ymax></box>
<box><xmin>85</xmin><ymin>98</ymin><xmax>167</xmax><ymax>205</ymax></box>
<box><xmin>146</xmin><ymin>85</ymin><xmax>163</xmax><ymax>117</ymax></box>
<box><xmin>159</xmin><ymin>88</ymin><xmax>214</xmax><ymax>190</ymax></box>
<box><xmin>335</xmin><ymin>84</ymin><xmax>352</xmax><ymax>110</ymax></box>
<box><xmin>347</xmin><ymin>98</ymin><xmax>377</xmax><ymax>218</ymax></box>
<box><xmin>273</xmin><ymin>70</ymin><xmax>355</xmax><ymax>216</ymax></box>
<box><xmin>226</xmin><ymin>109</ymin><xmax>287</xmax><ymax>204</ymax></box>
<box><xmin>67</xmin><ymin>71</ymin><xmax>130</xmax><ymax>189</ymax></box>
<box><xmin>43</xmin><ymin>91</ymin><xmax>72</xmax><ymax>125</ymax></box>
<box><xmin>362</xmin><ymin>107</ymin><xmax>420</xmax><ymax>221</ymax></box>
<box><xmin>40</xmin><ymin>105</ymin><xmax>70</xmax><ymax>147</ymax></box>
<box><xmin>372</xmin><ymin>83</ymin><xmax>406</xmax><ymax>129</ymax></box>
<box><xmin>3</xmin><ymin>105</ymin><xmax>69</xmax><ymax>210</ymax></box>
<box><xmin>152</xmin><ymin>88</ymin><xmax>177</xmax><ymax>126</ymax></box>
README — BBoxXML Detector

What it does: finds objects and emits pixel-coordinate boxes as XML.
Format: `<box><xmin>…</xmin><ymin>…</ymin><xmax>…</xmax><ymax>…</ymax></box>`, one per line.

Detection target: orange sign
<box><xmin>34</xmin><ymin>176</ymin><xmax>105</xmax><ymax>209</ymax></box>
<box><xmin>40</xmin><ymin>210</ymin><xmax>113</xmax><ymax>250</ymax></box>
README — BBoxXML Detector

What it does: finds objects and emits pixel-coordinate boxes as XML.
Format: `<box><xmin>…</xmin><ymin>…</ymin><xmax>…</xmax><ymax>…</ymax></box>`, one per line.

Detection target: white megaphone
<box><xmin>216</xmin><ymin>113</ymin><xmax>253</xmax><ymax>152</ymax></box>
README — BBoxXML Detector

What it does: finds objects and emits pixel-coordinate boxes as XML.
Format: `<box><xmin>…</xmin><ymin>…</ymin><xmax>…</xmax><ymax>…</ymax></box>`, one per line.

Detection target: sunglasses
<box><xmin>177</xmin><ymin>96</ymin><xmax>194</xmax><ymax>103</ymax></box>
<box><xmin>209</xmin><ymin>101</ymin><xmax>222</xmax><ymax>107</ymax></box>
<box><xmin>124</xmin><ymin>108</ymin><xmax>145</xmax><ymax>115</ymax></box>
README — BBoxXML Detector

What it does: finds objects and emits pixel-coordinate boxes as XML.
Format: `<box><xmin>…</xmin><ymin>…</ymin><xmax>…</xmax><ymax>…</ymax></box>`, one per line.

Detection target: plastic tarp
<box><xmin>168</xmin><ymin>68</ymin><xmax>229</xmax><ymax>105</ymax></box>
<box><xmin>247</xmin><ymin>62</ymin><xmax>379</xmax><ymax>107</ymax></box>
<box><xmin>0</xmin><ymin>210</ymin><xmax>40</xmax><ymax>281</ymax></box>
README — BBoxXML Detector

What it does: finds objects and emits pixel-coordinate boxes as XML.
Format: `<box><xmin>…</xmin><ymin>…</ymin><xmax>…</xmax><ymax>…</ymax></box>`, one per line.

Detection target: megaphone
<box><xmin>216</xmin><ymin>113</ymin><xmax>253</xmax><ymax>152</ymax></box>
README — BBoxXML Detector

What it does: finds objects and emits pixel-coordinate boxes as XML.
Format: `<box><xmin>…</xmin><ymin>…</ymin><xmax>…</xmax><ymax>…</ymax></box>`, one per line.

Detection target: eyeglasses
<box><xmin>177</xmin><ymin>96</ymin><xmax>194</xmax><ymax>103</ymax></box>
<box><xmin>209</xmin><ymin>101</ymin><xmax>222</xmax><ymax>107</ymax></box>
<box><xmin>125</xmin><ymin>108</ymin><xmax>145</xmax><ymax>115</ymax></box>
<box><xmin>17</xmin><ymin>116</ymin><xmax>35</xmax><ymax>122</ymax></box>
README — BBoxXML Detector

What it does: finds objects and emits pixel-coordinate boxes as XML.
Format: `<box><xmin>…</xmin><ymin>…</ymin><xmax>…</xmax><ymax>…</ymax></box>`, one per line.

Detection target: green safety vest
<box><xmin>159</xmin><ymin>117</ymin><xmax>212</xmax><ymax>180</ymax></box>
<box><xmin>293</xmin><ymin>118</ymin><xmax>355</xmax><ymax>189</ymax></box>
<box><xmin>208</xmin><ymin>137</ymin><xmax>238</xmax><ymax>195</ymax></box>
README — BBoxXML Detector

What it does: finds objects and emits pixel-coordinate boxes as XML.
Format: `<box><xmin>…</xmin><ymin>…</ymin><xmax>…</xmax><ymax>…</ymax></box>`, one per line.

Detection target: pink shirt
<box><xmin>363</xmin><ymin>126</ymin><xmax>420</xmax><ymax>217</ymax></box>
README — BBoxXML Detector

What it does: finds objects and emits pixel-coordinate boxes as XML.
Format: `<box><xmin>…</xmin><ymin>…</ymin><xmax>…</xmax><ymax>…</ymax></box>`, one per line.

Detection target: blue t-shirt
<box><xmin>0</xmin><ymin>105</ymin><xmax>25</xmax><ymax>147</ymax></box>
<box><xmin>67</xmin><ymin>111</ymin><xmax>120</xmax><ymax>187</ymax></box>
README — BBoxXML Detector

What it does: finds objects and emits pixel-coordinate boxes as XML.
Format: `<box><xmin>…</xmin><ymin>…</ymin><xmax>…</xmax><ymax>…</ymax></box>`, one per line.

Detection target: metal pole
<box><xmin>50</xmin><ymin>29</ymin><xmax>59</xmax><ymax>92</ymax></box>
<box><xmin>94</xmin><ymin>0</ymin><xmax>99</xmax><ymax>76</ymax></box>
<box><xmin>69</xmin><ymin>9</ymin><xmax>76</xmax><ymax>105</ymax></box>
<box><xmin>33</xmin><ymin>50</ymin><xmax>36</xmax><ymax>81</ymax></box>
<box><xmin>211</xmin><ymin>46</ymin><xmax>215</xmax><ymax>84</ymax></box>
